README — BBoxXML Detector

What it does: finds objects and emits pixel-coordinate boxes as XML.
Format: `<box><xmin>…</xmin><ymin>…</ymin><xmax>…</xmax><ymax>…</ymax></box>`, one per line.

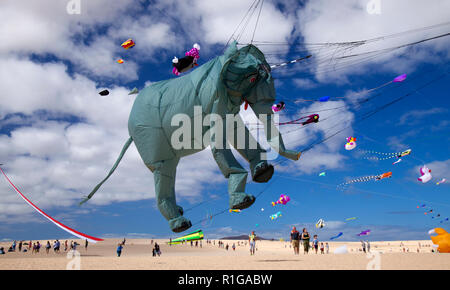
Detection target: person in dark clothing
<box><xmin>290</xmin><ymin>226</ymin><xmax>300</xmax><ymax>255</ymax></box>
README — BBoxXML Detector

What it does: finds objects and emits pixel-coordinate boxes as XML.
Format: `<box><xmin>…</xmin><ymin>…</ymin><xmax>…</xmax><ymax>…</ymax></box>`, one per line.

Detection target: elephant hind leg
<box><xmin>152</xmin><ymin>158</ymin><xmax>192</xmax><ymax>233</ymax></box>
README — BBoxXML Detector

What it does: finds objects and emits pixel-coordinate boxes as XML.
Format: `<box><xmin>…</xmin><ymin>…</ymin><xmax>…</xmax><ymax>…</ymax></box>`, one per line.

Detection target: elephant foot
<box><xmin>230</xmin><ymin>192</ymin><xmax>256</xmax><ymax>210</ymax></box>
<box><xmin>252</xmin><ymin>162</ymin><xmax>274</xmax><ymax>183</ymax></box>
<box><xmin>169</xmin><ymin>216</ymin><xmax>192</xmax><ymax>233</ymax></box>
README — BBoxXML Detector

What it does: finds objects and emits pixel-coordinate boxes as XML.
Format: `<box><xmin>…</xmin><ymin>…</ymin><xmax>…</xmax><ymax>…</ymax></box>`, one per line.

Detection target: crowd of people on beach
<box><xmin>1</xmin><ymin>239</ymin><xmax>85</xmax><ymax>255</ymax></box>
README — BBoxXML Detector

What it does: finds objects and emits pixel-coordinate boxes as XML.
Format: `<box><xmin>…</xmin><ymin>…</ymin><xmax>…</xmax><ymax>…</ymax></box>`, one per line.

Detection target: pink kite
<box><xmin>271</xmin><ymin>194</ymin><xmax>290</xmax><ymax>206</ymax></box>
<box><xmin>393</xmin><ymin>74</ymin><xmax>407</xmax><ymax>83</ymax></box>
<box><xmin>0</xmin><ymin>167</ymin><xmax>103</xmax><ymax>243</ymax></box>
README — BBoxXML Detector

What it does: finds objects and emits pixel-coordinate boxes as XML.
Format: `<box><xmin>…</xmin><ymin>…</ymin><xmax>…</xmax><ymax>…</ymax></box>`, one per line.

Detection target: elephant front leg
<box><xmin>212</xmin><ymin>148</ymin><xmax>256</xmax><ymax>210</ymax></box>
<box><xmin>229</xmin><ymin>114</ymin><xmax>274</xmax><ymax>183</ymax></box>
<box><xmin>152</xmin><ymin>158</ymin><xmax>192</xmax><ymax>233</ymax></box>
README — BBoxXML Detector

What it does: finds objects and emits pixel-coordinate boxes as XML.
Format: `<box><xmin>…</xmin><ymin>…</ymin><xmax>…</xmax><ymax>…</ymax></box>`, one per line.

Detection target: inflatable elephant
<box><xmin>81</xmin><ymin>42</ymin><xmax>301</xmax><ymax>233</ymax></box>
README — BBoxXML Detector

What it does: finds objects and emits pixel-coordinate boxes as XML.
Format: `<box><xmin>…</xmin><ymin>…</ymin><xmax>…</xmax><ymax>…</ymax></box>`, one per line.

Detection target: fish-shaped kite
<box><xmin>270</xmin><ymin>211</ymin><xmax>282</xmax><ymax>220</ymax></box>
<box><xmin>376</xmin><ymin>172</ymin><xmax>392</xmax><ymax>180</ymax></box>
<box><xmin>271</xmin><ymin>194</ymin><xmax>290</xmax><ymax>206</ymax></box>
<box><xmin>429</xmin><ymin>228</ymin><xmax>450</xmax><ymax>253</ymax></box>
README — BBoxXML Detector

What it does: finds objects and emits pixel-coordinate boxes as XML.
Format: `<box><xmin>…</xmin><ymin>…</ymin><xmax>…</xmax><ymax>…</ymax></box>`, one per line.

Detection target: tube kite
<box><xmin>319</xmin><ymin>172</ymin><xmax>326</xmax><ymax>177</ymax></box>
<box><xmin>330</xmin><ymin>232</ymin><xmax>343</xmax><ymax>240</ymax></box>
<box><xmin>345</xmin><ymin>217</ymin><xmax>357</xmax><ymax>221</ymax></box>
<box><xmin>271</xmin><ymin>194</ymin><xmax>290</xmax><ymax>206</ymax></box>
<box><xmin>362</xmin><ymin>148</ymin><xmax>411</xmax><ymax>161</ymax></box>
<box><xmin>418</xmin><ymin>165</ymin><xmax>432</xmax><ymax>183</ymax></box>
<box><xmin>428</xmin><ymin>228</ymin><xmax>450</xmax><ymax>253</ymax></box>
<box><xmin>338</xmin><ymin>172</ymin><xmax>391</xmax><ymax>188</ymax></box>
<box><xmin>168</xmin><ymin>229</ymin><xmax>204</xmax><ymax>245</ymax></box>
<box><xmin>229</xmin><ymin>209</ymin><xmax>241</xmax><ymax>213</ymax></box>
<box><xmin>436</xmin><ymin>178</ymin><xmax>446</xmax><ymax>185</ymax></box>
<box><xmin>357</xmin><ymin>230</ymin><xmax>371</xmax><ymax>236</ymax></box>
<box><xmin>270</xmin><ymin>211</ymin><xmax>282</xmax><ymax>220</ymax></box>
<box><xmin>0</xmin><ymin>167</ymin><xmax>103</xmax><ymax>243</ymax></box>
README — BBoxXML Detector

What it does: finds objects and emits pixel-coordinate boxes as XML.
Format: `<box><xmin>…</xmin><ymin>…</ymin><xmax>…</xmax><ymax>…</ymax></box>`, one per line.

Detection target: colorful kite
<box><xmin>357</xmin><ymin>230</ymin><xmax>371</xmax><ymax>236</ymax></box>
<box><xmin>271</xmin><ymin>194</ymin><xmax>290</xmax><ymax>206</ymax></box>
<box><xmin>172</xmin><ymin>43</ymin><xmax>200</xmax><ymax>76</ymax></box>
<box><xmin>278</xmin><ymin>114</ymin><xmax>319</xmax><ymax>126</ymax></box>
<box><xmin>229</xmin><ymin>209</ymin><xmax>241</xmax><ymax>213</ymax></box>
<box><xmin>345</xmin><ymin>136</ymin><xmax>357</xmax><ymax>151</ymax></box>
<box><xmin>418</xmin><ymin>165</ymin><xmax>432</xmax><ymax>183</ymax></box>
<box><xmin>270</xmin><ymin>211</ymin><xmax>282</xmax><ymax>220</ymax></box>
<box><xmin>117</xmin><ymin>58</ymin><xmax>124</xmax><ymax>64</ymax></box>
<box><xmin>345</xmin><ymin>217</ymin><xmax>357</xmax><ymax>221</ymax></box>
<box><xmin>316</xmin><ymin>219</ymin><xmax>325</xmax><ymax>229</ymax></box>
<box><xmin>436</xmin><ymin>178</ymin><xmax>446</xmax><ymax>185</ymax></box>
<box><xmin>392</xmin><ymin>159</ymin><xmax>402</xmax><ymax>165</ymax></box>
<box><xmin>168</xmin><ymin>229</ymin><xmax>204</xmax><ymax>245</ymax></box>
<box><xmin>362</xmin><ymin>148</ymin><xmax>411</xmax><ymax>161</ymax></box>
<box><xmin>338</xmin><ymin>172</ymin><xmax>391</xmax><ymax>188</ymax></box>
<box><xmin>429</xmin><ymin>228</ymin><xmax>450</xmax><ymax>253</ymax></box>
<box><xmin>319</xmin><ymin>172</ymin><xmax>326</xmax><ymax>177</ymax></box>
<box><xmin>0</xmin><ymin>167</ymin><xmax>103</xmax><ymax>243</ymax></box>
<box><xmin>330</xmin><ymin>232</ymin><xmax>343</xmax><ymax>240</ymax></box>
<box><xmin>271</xmin><ymin>101</ymin><xmax>285</xmax><ymax>113</ymax></box>
<box><xmin>121</xmin><ymin>38</ymin><xmax>135</xmax><ymax>50</ymax></box>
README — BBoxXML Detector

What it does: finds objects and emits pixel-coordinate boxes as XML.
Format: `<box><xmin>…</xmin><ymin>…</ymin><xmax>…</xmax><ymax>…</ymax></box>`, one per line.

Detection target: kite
<box><xmin>82</xmin><ymin>42</ymin><xmax>302</xmax><ymax>233</ymax></box>
<box><xmin>319</xmin><ymin>172</ymin><xmax>326</xmax><ymax>177</ymax></box>
<box><xmin>229</xmin><ymin>209</ymin><xmax>241</xmax><ymax>213</ymax></box>
<box><xmin>392</xmin><ymin>159</ymin><xmax>402</xmax><ymax>165</ymax></box>
<box><xmin>168</xmin><ymin>229</ymin><xmax>204</xmax><ymax>245</ymax></box>
<box><xmin>99</xmin><ymin>89</ymin><xmax>109</xmax><ymax>96</ymax></box>
<box><xmin>345</xmin><ymin>136</ymin><xmax>356</xmax><ymax>151</ymax></box>
<box><xmin>362</xmin><ymin>148</ymin><xmax>411</xmax><ymax>161</ymax></box>
<box><xmin>440</xmin><ymin>218</ymin><xmax>449</xmax><ymax>224</ymax></box>
<box><xmin>428</xmin><ymin>228</ymin><xmax>450</xmax><ymax>253</ymax></box>
<box><xmin>330</xmin><ymin>232</ymin><xmax>343</xmax><ymax>240</ymax></box>
<box><xmin>417</xmin><ymin>204</ymin><xmax>426</xmax><ymax>208</ymax></box>
<box><xmin>376</xmin><ymin>172</ymin><xmax>392</xmax><ymax>180</ymax></box>
<box><xmin>357</xmin><ymin>230</ymin><xmax>371</xmax><ymax>236</ymax></box>
<box><xmin>117</xmin><ymin>59</ymin><xmax>124</xmax><ymax>64</ymax></box>
<box><xmin>316</xmin><ymin>219</ymin><xmax>325</xmax><ymax>229</ymax></box>
<box><xmin>121</xmin><ymin>38</ymin><xmax>135</xmax><ymax>50</ymax></box>
<box><xmin>418</xmin><ymin>165</ymin><xmax>432</xmax><ymax>183</ymax></box>
<box><xmin>271</xmin><ymin>101</ymin><xmax>285</xmax><ymax>113</ymax></box>
<box><xmin>128</xmin><ymin>87</ymin><xmax>139</xmax><ymax>95</ymax></box>
<box><xmin>278</xmin><ymin>114</ymin><xmax>319</xmax><ymax>126</ymax></box>
<box><xmin>270</xmin><ymin>212</ymin><xmax>282</xmax><ymax>220</ymax></box>
<box><xmin>261</xmin><ymin>208</ymin><xmax>264</xmax><ymax>211</ymax></box>
<box><xmin>393</xmin><ymin>74</ymin><xmax>407</xmax><ymax>82</ymax></box>
<box><xmin>271</xmin><ymin>194</ymin><xmax>290</xmax><ymax>206</ymax></box>
<box><xmin>172</xmin><ymin>43</ymin><xmax>200</xmax><ymax>76</ymax></box>
<box><xmin>345</xmin><ymin>217</ymin><xmax>357</xmax><ymax>221</ymax></box>
<box><xmin>0</xmin><ymin>167</ymin><xmax>103</xmax><ymax>243</ymax></box>
<box><xmin>436</xmin><ymin>178</ymin><xmax>446</xmax><ymax>185</ymax></box>
<box><xmin>338</xmin><ymin>172</ymin><xmax>391</xmax><ymax>188</ymax></box>
<box><xmin>424</xmin><ymin>209</ymin><xmax>433</xmax><ymax>215</ymax></box>
<box><xmin>333</xmin><ymin>245</ymin><xmax>348</xmax><ymax>254</ymax></box>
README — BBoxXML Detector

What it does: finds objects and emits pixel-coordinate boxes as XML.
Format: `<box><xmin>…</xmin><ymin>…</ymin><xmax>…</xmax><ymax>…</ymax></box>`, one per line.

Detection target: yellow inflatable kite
<box><xmin>429</xmin><ymin>228</ymin><xmax>450</xmax><ymax>253</ymax></box>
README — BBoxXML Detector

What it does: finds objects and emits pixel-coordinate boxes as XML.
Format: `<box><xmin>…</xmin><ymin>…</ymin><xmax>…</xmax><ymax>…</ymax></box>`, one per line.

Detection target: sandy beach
<box><xmin>0</xmin><ymin>238</ymin><xmax>448</xmax><ymax>270</ymax></box>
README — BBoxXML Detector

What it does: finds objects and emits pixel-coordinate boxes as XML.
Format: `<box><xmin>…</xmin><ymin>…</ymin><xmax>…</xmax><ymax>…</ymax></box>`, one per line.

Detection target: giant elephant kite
<box><xmin>81</xmin><ymin>42</ymin><xmax>301</xmax><ymax>232</ymax></box>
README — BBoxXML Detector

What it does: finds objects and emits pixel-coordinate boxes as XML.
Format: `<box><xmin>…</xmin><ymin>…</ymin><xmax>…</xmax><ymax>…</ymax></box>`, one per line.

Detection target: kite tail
<box><xmin>80</xmin><ymin>137</ymin><xmax>133</xmax><ymax>205</ymax></box>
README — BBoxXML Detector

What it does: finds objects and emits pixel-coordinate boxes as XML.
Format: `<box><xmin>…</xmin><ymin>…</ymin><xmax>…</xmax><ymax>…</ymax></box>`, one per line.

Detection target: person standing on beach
<box><xmin>301</xmin><ymin>228</ymin><xmax>310</xmax><ymax>254</ymax></box>
<box><xmin>361</xmin><ymin>240</ymin><xmax>366</xmax><ymax>253</ymax></box>
<box><xmin>117</xmin><ymin>243</ymin><xmax>123</xmax><ymax>257</ymax></box>
<box><xmin>366</xmin><ymin>240</ymin><xmax>370</xmax><ymax>253</ymax></box>
<box><xmin>325</xmin><ymin>242</ymin><xmax>329</xmax><ymax>254</ymax></box>
<box><xmin>320</xmin><ymin>242</ymin><xmax>324</xmax><ymax>254</ymax></box>
<box><xmin>18</xmin><ymin>241</ymin><xmax>23</xmax><ymax>252</ymax></box>
<box><xmin>45</xmin><ymin>241</ymin><xmax>51</xmax><ymax>254</ymax></box>
<box><xmin>313</xmin><ymin>235</ymin><xmax>319</xmax><ymax>254</ymax></box>
<box><xmin>249</xmin><ymin>231</ymin><xmax>257</xmax><ymax>255</ymax></box>
<box><xmin>64</xmin><ymin>240</ymin><xmax>68</xmax><ymax>252</ymax></box>
<box><xmin>290</xmin><ymin>226</ymin><xmax>300</xmax><ymax>255</ymax></box>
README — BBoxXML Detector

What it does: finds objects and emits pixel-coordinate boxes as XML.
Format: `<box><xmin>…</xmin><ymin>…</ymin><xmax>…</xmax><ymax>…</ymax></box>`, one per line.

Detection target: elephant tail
<box><xmin>80</xmin><ymin>137</ymin><xmax>133</xmax><ymax>205</ymax></box>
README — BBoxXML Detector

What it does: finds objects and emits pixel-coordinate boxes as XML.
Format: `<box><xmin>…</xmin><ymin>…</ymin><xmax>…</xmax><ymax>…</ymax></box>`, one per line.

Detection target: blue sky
<box><xmin>0</xmin><ymin>0</ymin><xmax>449</xmax><ymax>243</ymax></box>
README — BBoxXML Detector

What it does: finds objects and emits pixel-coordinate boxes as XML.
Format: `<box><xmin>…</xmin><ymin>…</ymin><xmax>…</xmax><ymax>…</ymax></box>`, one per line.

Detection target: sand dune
<box><xmin>0</xmin><ymin>238</ymin><xmax>448</xmax><ymax>270</ymax></box>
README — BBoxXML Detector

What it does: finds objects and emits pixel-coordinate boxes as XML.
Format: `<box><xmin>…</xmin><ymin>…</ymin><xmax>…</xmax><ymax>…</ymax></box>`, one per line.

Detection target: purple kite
<box><xmin>357</xmin><ymin>230</ymin><xmax>371</xmax><ymax>236</ymax></box>
<box><xmin>393</xmin><ymin>74</ymin><xmax>407</xmax><ymax>83</ymax></box>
